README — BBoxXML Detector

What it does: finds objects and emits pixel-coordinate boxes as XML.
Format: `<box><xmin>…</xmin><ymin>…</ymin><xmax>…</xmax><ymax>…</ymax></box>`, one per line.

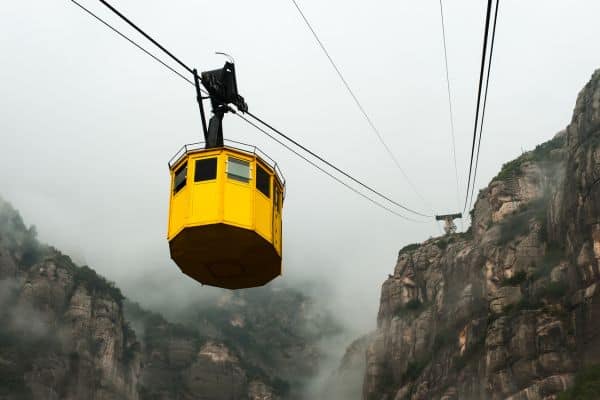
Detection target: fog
<box><xmin>0</xmin><ymin>279</ymin><xmax>52</xmax><ymax>340</ymax></box>
<box><xmin>2</xmin><ymin>0</ymin><xmax>600</xmax><ymax>345</ymax></box>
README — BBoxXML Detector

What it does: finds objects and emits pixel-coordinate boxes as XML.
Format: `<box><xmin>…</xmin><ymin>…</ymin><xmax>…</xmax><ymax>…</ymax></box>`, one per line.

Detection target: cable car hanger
<box><xmin>194</xmin><ymin>59</ymin><xmax>248</xmax><ymax>149</ymax></box>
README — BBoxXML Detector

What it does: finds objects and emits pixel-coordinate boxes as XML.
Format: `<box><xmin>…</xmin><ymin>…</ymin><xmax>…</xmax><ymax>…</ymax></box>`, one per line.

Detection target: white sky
<box><xmin>2</xmin><ymin>0</ymin><xmax>600</xmax><ymax>335</ymax></box>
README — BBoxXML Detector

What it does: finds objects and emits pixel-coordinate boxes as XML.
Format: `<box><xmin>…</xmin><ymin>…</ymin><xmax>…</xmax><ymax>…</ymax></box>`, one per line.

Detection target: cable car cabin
<box><xmin>167</xmin><ymin>142</ymin><xmax>284</xmax><ymax>289</ymax></box>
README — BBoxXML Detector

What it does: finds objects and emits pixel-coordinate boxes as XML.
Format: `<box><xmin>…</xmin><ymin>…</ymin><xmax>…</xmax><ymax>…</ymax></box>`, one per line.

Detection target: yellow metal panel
<box><xmin>224</xmin><ymin>181</ymin><xmax>253</xmax><ymax>227</ymax></box>
<box><xmin>189</xmin><ymin>154</ymin><xmax>222</xmax><ymax>224</ymax></box>
<box><xmin>272</xmin><ymin>183</ymin><xmax>283</xmax><ymax>255</ymax></box>
<box><xmin>190</xmin><ymin>181</ymin><xmax>220</xmax><ymax>224</ymax></box>
<box><xmin>223</xmin><ymin>151</ymin><xmax>254</xmax><ymax>228</ymax></box>
<box><xmin>254</xmin><ymin>190</ymin><xmax>272</xmax><ymax>241</ymax></box>
<box><xmin>218</xmin><ymin>153</ymin><xmax>226</xmax><ymax>220</ymax></box>
<box><xmin>168</xmin><ymin>161</ymin><xmax>191</xmax><ymax>240</ymax></box>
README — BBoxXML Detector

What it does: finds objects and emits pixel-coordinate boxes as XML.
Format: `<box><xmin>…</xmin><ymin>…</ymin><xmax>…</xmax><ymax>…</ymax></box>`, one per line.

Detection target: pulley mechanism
<box><xmin>193</xmin><ymin>58</ymin><xmax>248</xmax><ymax>149</ymax></box>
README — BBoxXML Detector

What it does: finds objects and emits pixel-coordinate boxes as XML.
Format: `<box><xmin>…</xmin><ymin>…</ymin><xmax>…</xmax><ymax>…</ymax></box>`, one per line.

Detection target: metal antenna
<box><xmin>215</xmin><ymin>52</ymin><xmax>235</xmax><ymax>64</ymax></box>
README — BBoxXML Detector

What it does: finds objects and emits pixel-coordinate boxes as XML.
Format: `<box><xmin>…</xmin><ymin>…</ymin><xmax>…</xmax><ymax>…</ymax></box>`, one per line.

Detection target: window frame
<box><xmin>255</xmin><ymin>163</ymin><xmax>271</xmax><ymax>198</ymax></box>
<box><xmin>173</xmin><ymin>162</ymin><xmax>187</xmax><ymax>194</ymax></box>
<box><xmin>194</xmin><ymin>157</ymin><xmax>218</xmax><ymax>183</ymax></box>
<box><xmin>226</xmin><ymin>157</ymin><xmax>251</xmax><ymax>183</ymax></box>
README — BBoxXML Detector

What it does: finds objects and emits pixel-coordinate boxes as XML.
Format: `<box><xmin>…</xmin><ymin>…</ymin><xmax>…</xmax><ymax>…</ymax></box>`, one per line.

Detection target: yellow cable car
<box><xmin>167</xmin><ymin>142</ymin><xmax>284</xmax><ymax>289</ymax></box>
<box><xmin>167</xmin><ymin>60</ymin><xmax>284</xmax><ymax>289</ymax></box>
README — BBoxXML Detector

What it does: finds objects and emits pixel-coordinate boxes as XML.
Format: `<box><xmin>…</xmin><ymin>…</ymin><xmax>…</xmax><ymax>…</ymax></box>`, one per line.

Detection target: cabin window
<box><xmin>256</xmin><ymin>165</ymin><xmax>270</xmax><ymax>197</ymax></box>
<box><xmin>227</xmin><ymin>157</ymin><xmax>250</xmax><ymax>183</ymax></box>
<box><xmin>173</xmin><ymin>163</ymin><xmax>187</xmax><ymax>194</ymax></box>
<box><xmin>195</xmin><ymin>158</ymin><xmax>217</xmax><ymax>182</ymax></box>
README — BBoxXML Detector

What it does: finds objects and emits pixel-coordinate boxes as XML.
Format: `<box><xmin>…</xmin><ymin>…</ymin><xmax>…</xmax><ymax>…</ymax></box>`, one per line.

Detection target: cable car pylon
<box><xmin>435</xmin><ymin>213</ymin><xmax>462</xmax><ymax>235</ymax></box>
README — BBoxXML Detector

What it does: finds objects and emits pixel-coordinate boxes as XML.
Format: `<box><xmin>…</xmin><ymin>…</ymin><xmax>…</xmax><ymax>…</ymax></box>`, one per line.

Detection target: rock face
<box><xmin>360</xmin><ymin>70</ymin><xmax>600</xmax><ymax>400</ymax></box>
<box><xmin>321</xmin><ymin>333</ymin><xmax>374</xmax><ymax>400</ymax></box>
<box><xmin>125</xmin><ymin>286</ymin><xmax>335</xmax><ymax>400</ymax></box>
<box><xmin>0</xmin><ymin>211</ymin><xmax>141</xmax><ymax>400</ymax></box>
<box><xmin>0</xmin><ymin>197</ymin><xmax>340</xmax><ymax>400</ymax></box>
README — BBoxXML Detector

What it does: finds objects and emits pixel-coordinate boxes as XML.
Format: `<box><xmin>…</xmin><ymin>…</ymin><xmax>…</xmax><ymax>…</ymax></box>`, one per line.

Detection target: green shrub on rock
<box><xmin>558</xmin><ymin>364</ymin><xmax>600</xmax><ymax>400</ymax></box>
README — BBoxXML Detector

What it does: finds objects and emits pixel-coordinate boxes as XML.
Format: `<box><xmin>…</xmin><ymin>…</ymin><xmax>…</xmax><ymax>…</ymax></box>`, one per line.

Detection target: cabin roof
<box><xmin>168</xmin><ymin>139</ymin><xmax>285</xmax><ymax>187</ymax></box>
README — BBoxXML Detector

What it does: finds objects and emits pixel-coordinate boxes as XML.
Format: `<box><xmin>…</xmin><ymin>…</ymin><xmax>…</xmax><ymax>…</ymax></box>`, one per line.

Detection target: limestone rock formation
<box><xmin>0</xmin><ymin>218</ymin><xmax>141</xmax><ymax>400</ymax></box>
<box><xmin>321</xmin><ymin>333</ymin><xmax>374</xmax><ymax>399</ymax></box>
<box><xmin>359</xmin><ymin>69</ymin><xmax>600</xmax><ymax>400</ymax></box>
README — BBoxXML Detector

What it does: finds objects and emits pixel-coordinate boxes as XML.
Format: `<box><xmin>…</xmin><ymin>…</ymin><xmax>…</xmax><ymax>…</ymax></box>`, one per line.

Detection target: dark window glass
<box><xmin>256</xmin><ymin>165</ymin><xmax>270</xmax><ymax>197</ymax></box>
<box><xmin>195</xmin><ymin>158</ymin><xmax>217</xmax><ymax>182</ymax></box>
<box><xmin>174</xmin><ymin>163</ymin><xmax>187</xmax><ymax>194</ymax></box>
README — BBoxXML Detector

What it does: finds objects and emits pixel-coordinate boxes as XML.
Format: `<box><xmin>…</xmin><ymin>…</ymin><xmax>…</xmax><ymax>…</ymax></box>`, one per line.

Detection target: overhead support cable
<box><xmin>438</xmin><ymin>0</ymin><xmax>461</xmax><ymax>214</ymax></box>
<box><xmin>462</xmin><ymin>0</ymin><xmax>494</xmax><ymax>213</ymax></box>
<box><xmin>70</xmin><ymin>0</ymin><xmax>194</xmax><ymax>85</ymax></box>
<box><xmin>233</xmin><ymin>113</ymin><xmax>425</xmax><ymax>222</ymax></box>
<box><xmin>468</xmin><ymin>0</ymin><xmax>500</xmax><ymax>210</ymax></box>
<box><xmin>288</xmin><ymin>0</ymin><xmax>434</xmax><ymax>214</ymax></box>
<box><xmin>246</xmin><ymin>111</ymin><xmax>432</xmax><ymax>218</ymax></box>
<box><xmin>98</xmin><ymin>0</ymin><xmax>193</xmax><ymax>74</ymax></box>
<box><xmin>69</xmin><ymin>0</ymin><xmax>432</xmax><ymax>221</ymax></box>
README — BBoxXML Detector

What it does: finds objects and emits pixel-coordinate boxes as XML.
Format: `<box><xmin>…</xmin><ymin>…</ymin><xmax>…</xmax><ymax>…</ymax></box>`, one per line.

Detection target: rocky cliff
<box><xmin>0</xmin><ymin>197</ymin><xmax>340</xmax><ymax>399</ymax></box>
<box><xmin>0</xmin><ymin>203</ymin><xmax>141</xmax><ymax>400</ymax></box>
<box><xmin>322</xmin><ymin>334</ymin><xmax>373</xmax><ymax>399</ymax></box>
<box><xmin>125</xmin><ymin>284</ymin><xmax>339</xmax><ymax>399</ymax></box>
<box><xmin>359</xmin><ymin>70</ymin><xmax>600</xmax><ymax>399</ymax></box>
